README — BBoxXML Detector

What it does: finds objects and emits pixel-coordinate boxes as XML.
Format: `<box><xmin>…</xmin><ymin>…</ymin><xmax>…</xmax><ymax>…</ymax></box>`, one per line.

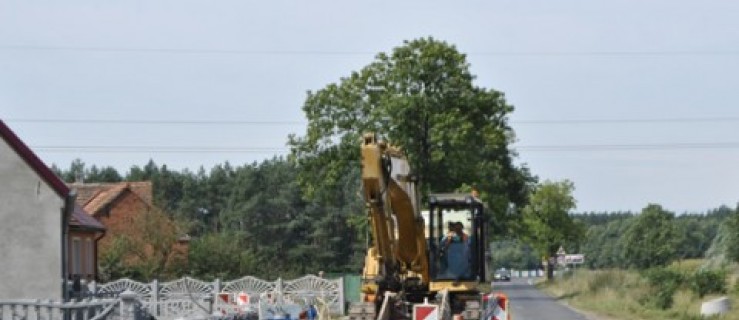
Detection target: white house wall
<box><xmin>0</xmin><ymin>138</ymin><xmax>63</xmax><ymax>300</ymax></box>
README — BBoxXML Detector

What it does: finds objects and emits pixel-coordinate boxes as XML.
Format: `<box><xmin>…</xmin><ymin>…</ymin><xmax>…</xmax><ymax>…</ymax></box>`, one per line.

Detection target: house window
<box><xmin>72</xmin><ymin>238</ymin><xmax>82</xmax><ymax>275</ymax></box>
<box><xmin>86</xmin><ymin>239</ymin><xmax>94</xmax><ymax>277</ymax></box>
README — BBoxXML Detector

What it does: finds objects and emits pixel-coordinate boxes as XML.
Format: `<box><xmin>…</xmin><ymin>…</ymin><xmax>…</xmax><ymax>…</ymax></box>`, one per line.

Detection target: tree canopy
<box><xmin>522</xmin><ymin>180</ymin><xmax>584</xmax><ymax>260</ymax></box>
<box><xmin>288</xmin><ymin>38</ymin><xmax>534</xmax><ymax>229</ymax></box>
<box><xmin>622</xmin><ymin>204</ymin><xmax>678</xmax><ymax>269</ymax></box>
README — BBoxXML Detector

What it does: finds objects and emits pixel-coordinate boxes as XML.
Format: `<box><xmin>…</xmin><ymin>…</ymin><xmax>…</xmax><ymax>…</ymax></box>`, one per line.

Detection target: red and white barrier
<box><xmin>236</xmin><ymin>292</ymin><xmax>250</xmax><ymax>305</ymax></box>
<box><xmin>413</xmin><ymin>303</ymin><xmax>439</xmax><ymax>320</ymax></box>
<box><xmin>483</xmin><ymin>293</ymin><xmax>509</xmax><ymax>320</ymax></box>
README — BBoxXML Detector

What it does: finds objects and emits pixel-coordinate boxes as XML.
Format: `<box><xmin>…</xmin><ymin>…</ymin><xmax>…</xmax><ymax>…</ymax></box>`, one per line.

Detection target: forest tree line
<box><xmin>493</xmin><ymin>205</ymin><xmax>739</xmax><ymax>271</ymax></box>
<box><xmin>54</xmin><ymin>158</ymin><xmax>365</xmax><ymax>280</ymax></box>
<box><xmin>55</xmin><ymin>158</ymin><xmax>739</xmax><ymax>282</ymax></box>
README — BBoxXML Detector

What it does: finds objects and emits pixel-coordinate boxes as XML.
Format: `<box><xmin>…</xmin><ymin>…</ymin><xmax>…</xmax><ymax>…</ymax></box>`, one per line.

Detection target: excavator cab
<box><xmin>426</xmin><ymin>193</ymin><xmax>487</xmax><ymax>286</ymax></box>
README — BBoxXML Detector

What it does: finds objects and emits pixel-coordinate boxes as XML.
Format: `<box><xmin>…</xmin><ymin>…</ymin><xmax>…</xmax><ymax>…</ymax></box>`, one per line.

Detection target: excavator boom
<box><xmin>360</xmin><ymin>133</ymin><xmax>429</xmax><ymax>295</ymax></box>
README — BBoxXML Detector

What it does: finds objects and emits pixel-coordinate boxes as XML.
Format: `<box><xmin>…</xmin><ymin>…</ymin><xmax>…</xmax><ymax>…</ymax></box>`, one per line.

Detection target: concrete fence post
<box><xmin>276</xmin><ymin>278</ymin><xmax>283</xmax><ymax>295</ymax></box>
<box><xmin>151</xmin><ymin>279</ymin><xmax>159</xmax><ymax>318</ymax></box>
<box><xmin>88</xmin><ymin>280</ymin><xmax>97</xmax><ymax>297</ymax></box>
<box><xmin>339</xmin><ymin>276</ymin><xmax>346</xmax><ymax>315</ymax></box>
<box><xmin>119</xmin><ymin>290</ymin><xmax>141</xmax><ymax>320</ymax></box>
<box><xmin>213</xmin><ymin>278</ymin><xmax>222</xmax><ymax>297</ymax></box>
<box><xmin>211</xmin><ymin>279</ymin><xmax>221</xmax><ymax>315</ymax></box>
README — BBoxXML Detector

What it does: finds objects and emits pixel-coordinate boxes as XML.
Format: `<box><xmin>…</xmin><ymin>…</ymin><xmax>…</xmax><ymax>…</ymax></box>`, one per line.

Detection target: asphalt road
<box><xmin>490</xmin><ymin>278</ymin><xmax>593</xmax><ymax>320</ymax></box>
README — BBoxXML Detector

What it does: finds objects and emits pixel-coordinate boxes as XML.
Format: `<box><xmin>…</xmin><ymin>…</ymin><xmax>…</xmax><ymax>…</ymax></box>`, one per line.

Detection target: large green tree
<box><xmin>622</xmin><ymin>204</ymin><xmax>678</xmax><ymax>269</ymax></box>
<box><xmin>522</xmin><ymin>180</ymin><xmax>583</xmax><ymax>280</ymax></box>
<box><xmin>288</xmin><ymin>38</ymin><xmax>533</xmax><ymax>234</ymax></box>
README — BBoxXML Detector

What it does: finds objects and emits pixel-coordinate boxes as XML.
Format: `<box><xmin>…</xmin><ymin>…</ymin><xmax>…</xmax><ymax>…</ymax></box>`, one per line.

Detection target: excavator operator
<box><xmin>440</xmin><ymin>221</ymin><xmax>471</xmax><ymax>279</ymax></box>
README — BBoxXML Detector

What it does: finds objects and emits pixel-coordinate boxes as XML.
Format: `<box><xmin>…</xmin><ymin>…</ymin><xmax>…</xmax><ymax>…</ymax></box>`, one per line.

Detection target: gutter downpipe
<box><xmin>61</xmin><ymin>190</ymin><xmax>77</xmax><ymax>302</ymax></box>
<box><xmin>94</xmin><ymin>229</ymin><xmax>106</xmax><ymax>281</ymax></box>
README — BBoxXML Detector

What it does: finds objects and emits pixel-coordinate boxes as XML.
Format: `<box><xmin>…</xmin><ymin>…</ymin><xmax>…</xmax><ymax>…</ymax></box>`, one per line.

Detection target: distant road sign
<box><xmin>564</xmin><ymin>254</ymin><xmax>585</xmax><ymax>265</ymax></box>
<box><xmin>556</xmin><ymin>246</ymin><xmax>566</xmax><ymax>256</ymax></box>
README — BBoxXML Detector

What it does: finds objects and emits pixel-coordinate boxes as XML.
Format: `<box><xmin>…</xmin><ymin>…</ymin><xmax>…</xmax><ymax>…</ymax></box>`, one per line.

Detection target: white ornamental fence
<box><xmin>90</xmin><ymin>275</ymin><xmax>344</xmax><ymax>317</ymax></box>
<box><xmin>87</xmin><ymin>275</ymin><xmax>345</xmax><ymax>318</ymax></box>
<box><xmin>0</xmin><ymin>275</ymin><xmax>344</xmax><ymax>320</ymax></box>
<box><xmin>0</xmin><ymin>295</ymin><xmax>129</xmax><ymax>320</ymax></box>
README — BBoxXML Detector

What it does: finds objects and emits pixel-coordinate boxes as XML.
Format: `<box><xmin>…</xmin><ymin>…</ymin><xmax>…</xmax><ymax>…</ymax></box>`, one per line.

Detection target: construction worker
<box><xmin>443</xmin><ymin>221</ymin><xmax>471</xmax><ymax>279</ymax></box>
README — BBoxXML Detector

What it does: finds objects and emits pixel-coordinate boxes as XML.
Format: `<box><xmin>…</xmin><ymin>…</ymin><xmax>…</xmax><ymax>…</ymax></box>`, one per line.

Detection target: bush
<box><xmin>689</xmin><ymin>269</ymin><xmax>726</xmax><ymax>298</ymax></box>
<box><xmin>642</xmin><ymin>267</ymin><xmax>684</xmax><ymax>309</ymax></box>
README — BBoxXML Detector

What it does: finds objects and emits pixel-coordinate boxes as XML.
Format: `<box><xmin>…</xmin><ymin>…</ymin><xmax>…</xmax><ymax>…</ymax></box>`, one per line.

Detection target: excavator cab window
<box><xmin>426</xmin><ymin>194</ymin><xmax>487</xmax><ymax>282</ymax></box>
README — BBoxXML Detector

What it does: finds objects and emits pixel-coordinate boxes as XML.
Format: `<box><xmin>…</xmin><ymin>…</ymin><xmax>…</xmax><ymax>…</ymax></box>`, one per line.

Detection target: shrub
<box><xmin>642</xmin><ymin>267</ymin><xmax>684</xmax><ymax>309</ymax></box>
<box><xmin>689</xmin><ymin>269</ymin><xmax>726</xmax><ymax>298</ymax></box>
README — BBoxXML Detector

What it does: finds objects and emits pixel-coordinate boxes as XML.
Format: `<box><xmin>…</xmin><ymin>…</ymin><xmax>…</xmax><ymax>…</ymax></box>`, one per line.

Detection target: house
<box><xmin>69</xmin><ymin>181</ymin><xmax>189</xmax><ymax>278</ymax></box>
<box><xmin>0</xmin><ymin>120</ymin><xmax>105</xmax><ymax>300</ymax></box>
<box><xmin>70</xmin><ymin>181</ymin><xmax>154</xmax><ymax>251</ymax></box>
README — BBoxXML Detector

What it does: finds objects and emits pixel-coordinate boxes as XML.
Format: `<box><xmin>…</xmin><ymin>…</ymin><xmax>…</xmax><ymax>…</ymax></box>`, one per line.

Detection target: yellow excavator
<box><xmin>350</xmin><ymin>133</ymin><xmax>492</xmax><ymax>320</ymax></box>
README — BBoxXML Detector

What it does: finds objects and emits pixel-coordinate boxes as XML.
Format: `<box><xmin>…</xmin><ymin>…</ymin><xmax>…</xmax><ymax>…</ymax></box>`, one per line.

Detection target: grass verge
<box><xmin>538</xmin><ymin>263</ymin><xmax>739</xmax><ymax>320</ymax></box>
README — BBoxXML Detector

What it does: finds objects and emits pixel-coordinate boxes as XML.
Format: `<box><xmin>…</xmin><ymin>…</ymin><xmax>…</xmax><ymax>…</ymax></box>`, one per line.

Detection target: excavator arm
<box><xmin>360</xmin><ymin>133</ymin><xmax>429</xmax><ymax>300</ymax></box>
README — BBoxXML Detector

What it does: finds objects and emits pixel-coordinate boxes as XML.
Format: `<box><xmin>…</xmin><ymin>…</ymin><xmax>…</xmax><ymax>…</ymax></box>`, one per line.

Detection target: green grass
<box><xmin>538</xmin><ymin>263</ymin><xmax>739</xmax><ymax>320</ymax></box>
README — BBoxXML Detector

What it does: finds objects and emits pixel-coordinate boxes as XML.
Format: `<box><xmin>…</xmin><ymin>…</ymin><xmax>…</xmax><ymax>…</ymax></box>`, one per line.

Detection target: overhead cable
<box><xmin>1</xmin><ymin>45</ymin><xmax>738</xmax><ymax>57</ymax></box>
<box><xmin>29</xmin><ymin>142</ymin><xmax>739</xmax><ymax>154</ymax></box>
<box><xmin>6</xmin><ymin>116</ymin><xmax>739</xmax><ymax>126</ymax></box>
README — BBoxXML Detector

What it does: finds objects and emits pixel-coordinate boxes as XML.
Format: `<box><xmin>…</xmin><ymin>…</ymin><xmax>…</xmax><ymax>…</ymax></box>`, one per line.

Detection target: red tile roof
<box><xmin>126</xmin><ymin>181</ymin><xmax>153</xmax><ymax>204</ymax></box>
<box><xmin>68</xmin><ymin>181</ymin><xmax>153</xmax><ymax>214</ymax></box>
<box><xmin>75</xmin><ymin>186</ymin><xmax>102</xmax><ymax>207</ymax></box>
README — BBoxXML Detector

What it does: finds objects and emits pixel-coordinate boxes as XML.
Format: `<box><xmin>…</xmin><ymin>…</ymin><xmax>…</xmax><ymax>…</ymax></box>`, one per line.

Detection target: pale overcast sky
<box><xmin>2</xmin><ymin>0</ymin><xmax>738</xmax><ymax>213</ymax></box>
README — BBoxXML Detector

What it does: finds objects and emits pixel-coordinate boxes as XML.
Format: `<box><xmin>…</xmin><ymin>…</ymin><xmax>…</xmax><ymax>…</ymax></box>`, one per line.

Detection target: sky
<box><xmin>1</xmin><ymin>0</ymin><xmax>738</xmax><ymax>213</ymax></box>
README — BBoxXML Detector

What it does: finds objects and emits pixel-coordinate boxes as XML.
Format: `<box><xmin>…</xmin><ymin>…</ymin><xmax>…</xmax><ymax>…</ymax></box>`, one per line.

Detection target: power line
<box><xmin>514</xmin><ymin>116</ymin><xmax>739</xmax><ymax>125</ymax></box>
<box><xmin>516</xmin><ymin>142</ymin><xmax>739</xmax><ymax>151</ymax></box>
<box><xmin>5</xmin><ymin>118</ymin><xmax>304</xmax><ymax>125</ymax></box>
<box><xmin>28</xmin><ymin>142</ymin><xmax>739</xmax><ymax>154</ymax></box>
<box><xmin>32</xmin><ymin>146</ymin><xmax>289</xmax><ymax>154</ymax></box>
<box><xmin>1</xmin><ymin>44</ymin><xmax>738</xmax><ymax>57</ymax></box>
<box><xmin>6</xmin><ymin>116</ymin><xmax>739</xmax><ymax>126</ymax></box>
<box><xmin>0</xmin><ymin>45</ymin><xmax>375</xmax><ymax>56</ymax></box>
<box><xmin>474</xmin><ymin>50</ymin><xmax>739</xmax><ymax>57</ymax></box>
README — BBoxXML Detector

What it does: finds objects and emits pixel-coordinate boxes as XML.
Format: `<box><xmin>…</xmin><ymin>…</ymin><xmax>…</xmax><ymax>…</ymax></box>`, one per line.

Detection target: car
<box><xmin>493</xmin><ymin>269</ymin><xmax>511</xmax><ymax>282</ymax></box>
